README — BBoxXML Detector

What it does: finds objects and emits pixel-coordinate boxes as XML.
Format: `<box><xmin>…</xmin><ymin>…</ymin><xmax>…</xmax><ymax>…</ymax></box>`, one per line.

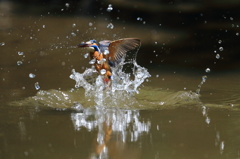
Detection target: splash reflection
<box><xmin>71</xmin><ymin>107</ymin><xmax>150</xmax><ymax>158</ymax></box>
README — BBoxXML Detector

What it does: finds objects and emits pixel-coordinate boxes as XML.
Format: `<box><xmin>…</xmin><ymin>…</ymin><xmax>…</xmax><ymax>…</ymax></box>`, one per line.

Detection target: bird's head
<box><xmin>77</xmin><ymin>40</ymin><xmax>100</xmax><ymax>52</ymax></box>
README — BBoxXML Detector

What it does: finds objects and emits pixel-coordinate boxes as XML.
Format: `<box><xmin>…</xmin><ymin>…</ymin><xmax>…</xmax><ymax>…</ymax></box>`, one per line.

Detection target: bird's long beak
<box><xmin>77</xmin><ymin>43</ymin><xmax>90</xmax><ymax>48</ymax></box>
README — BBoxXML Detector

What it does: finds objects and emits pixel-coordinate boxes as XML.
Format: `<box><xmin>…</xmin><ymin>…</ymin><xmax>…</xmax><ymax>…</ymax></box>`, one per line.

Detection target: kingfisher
<box><xmin>77</xmin><ymin>38</ymin><xmax>141</xmax><ymax>86</ymax></box>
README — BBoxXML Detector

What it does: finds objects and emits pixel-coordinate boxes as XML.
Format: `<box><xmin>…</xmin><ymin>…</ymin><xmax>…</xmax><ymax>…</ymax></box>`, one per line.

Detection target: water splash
<box><xmin>70</xmin><ymin>50</ymin><xmax>151</xmax><ymax>107</ymax></box>
<box><xmin>196</xmin><ymin>75</ymin><xmax>207</xmax><ymax>94</ymax></box>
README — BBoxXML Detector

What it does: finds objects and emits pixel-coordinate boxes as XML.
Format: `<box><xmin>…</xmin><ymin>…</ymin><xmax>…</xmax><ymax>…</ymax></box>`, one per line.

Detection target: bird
<box><xmin>77</xmin><ymin>38</ymin><xmax>141</xmax><ymax>87</ymax></box>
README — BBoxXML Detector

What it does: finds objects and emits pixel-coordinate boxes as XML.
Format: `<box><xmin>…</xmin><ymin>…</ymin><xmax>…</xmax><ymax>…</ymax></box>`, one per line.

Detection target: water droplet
<box><xmin>155</xmin><ymin>42</ymin><xmax>157</xmax><ymax>45</ymax></box>
<box><xmin>218</xmin><ymin>40</ymin><xmax>222</xmax><ymax>44</ymax></box>
<box><xmin>22</xmin><ymin>87</ymin><xmax>25</xmax><ymax>90</ymax></box>
<box><xmin>34</xmin><ymin>82</ymin><xmax>40</xmax><ymax>90</ymax></box>
<box><xmin>72</xmin><ymin>23</ymin><xmax>76</xmax><ymax>27</ymax></box>
<box><xmin>1</xmin><ymin>42</ymin><xmax>5</xmax><ymax>46</ymax></box>
<box><xmin>71</xmin><ymin>32</ymin><xmax>76</xmax><ymax>36</ymax></box>
<box><xmin>220</xmin><ymin>141</ymin><xmax>224</xmax><ymax>154</ymax></box>
<box><xmin>159</xmin><ymin>102</ymin><xmax>164</xmax><ymax>105</ymax></box>
<box><xmin>42</xmin><ymin>25</ymin><xmax>45</xmax><ymax>28</ymax></box>
<box><xmin>89</xmin><ymin>58</ymin><xmax>96</xmax><ymax>64</ymax></box>
<box><xmin>89</xmin><ymin>22</ymin><xmax>93</xmax><ymax>26</ymax></box>
<box><xmin>236</xmin><ymin>32</ymin><xmax>239</xmax><ymax>36</ymax></box>
<box><xmin>230</xmin><ymin>17</ymin><xmax>233</xmax><ymax>21</ymax></box>
<box><xmin>107</xmin><ymin>23</ymin><xmax>114</xmax><ymax>29</ymax></box>
<box><xmin>99</xmin><ymin>58</ymin><xmax>106</xmax><ymax>64</ymax></box>
<box><xmin>219</xmin><ymin>47</ymin><xmax>224</xmax><ymax>51</ymax></box>
<box><xmin>65</xmin><ymin>3</ymin><xmax>70</xmax><ymax>8</ymax></box>
<box><xmin>100</xmin><ymin>69</ymin><xmax>106</xmax><ymax>75</ymax></box>
<box><xmin>205</xmin><ymin>68</ymin><xmax>210</xmax><ymax>73</ymax></box>
<box><xmin>205</xmin><ymin>117</ymin><xmax>210</xmax><ymax>124</ymax></box>
<box><xmin>84</xmin><ymin>53</ymin><xmax>89</xmax><ymax>58</ymax></box>
<box><xmin>29</xmin><ymin>73</ymin><xmax>36</xmax><ymax>78</ymax></box>
<box><xmin>17</xmin><ymin>61</ymin><xmax>23</xmax><ymax>65</ymax></box>
<box><xmin>143</xmin><ymin>21</ymin><xmax>146</xmax><ymax>24</ymax></box>
<box><xmin>104</xmin><ymin>50</ymin><xmax>109</xmax><ymax>55</ymax></box>
<box><xmin>156</xmin><ymin>74</ymin><xmax>159</xmax><ymax>78</ymax></box>
<box><xmin>106</xmin><ymin>4</ymin><xmax>113</xmax><ymax>12</ymax></box>
<box><xmin>137</xmin><ymin>17</ymin><xmax>142</xmax><ymax>21</ymax></box>
<box><xmin>202</xmin><ymin>75</ymin><xmax>207</xmax><ymax>81</ymax></box>
<box><xmin>216</xmin><ymin>54</ymin><xmax>220</xmax><ymax>59</ymax></box>
<box><xmin>214</xmin><ymin>50</ymin><xmax>217</xmax><ymax>53</ymax></box>
<box><xmin>18</xmin><ymin>51</ymin><xmax>24</xmax><ymax>55</ymax></box>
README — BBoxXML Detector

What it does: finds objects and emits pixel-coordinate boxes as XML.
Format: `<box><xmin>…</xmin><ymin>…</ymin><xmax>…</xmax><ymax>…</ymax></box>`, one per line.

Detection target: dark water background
<box><xmin>1</xmin><ymin>0</ymin><xmax>240</xmax><ymax>159</ymax></box>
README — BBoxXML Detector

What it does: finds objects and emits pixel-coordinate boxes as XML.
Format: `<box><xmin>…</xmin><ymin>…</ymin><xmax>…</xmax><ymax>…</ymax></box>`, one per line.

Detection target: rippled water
<box><xmin>1</xmin><ymin>2</ymin><xmax>240</xmax><ymax>158</ymax></box>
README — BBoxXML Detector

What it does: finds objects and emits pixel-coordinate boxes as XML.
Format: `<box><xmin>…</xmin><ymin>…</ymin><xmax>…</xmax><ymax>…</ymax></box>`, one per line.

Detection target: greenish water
<box><xmin>1</xmin><ymin>3</ymin><xmax>240</xmax><ymax>158</ymax></box>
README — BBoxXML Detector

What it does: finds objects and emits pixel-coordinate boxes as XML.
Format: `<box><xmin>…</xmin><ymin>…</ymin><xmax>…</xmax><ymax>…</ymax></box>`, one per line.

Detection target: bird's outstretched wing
<box><xmin>99</xmin><ymin>38</ymin><xmax>141</xmax><ymax>63</ymax></box>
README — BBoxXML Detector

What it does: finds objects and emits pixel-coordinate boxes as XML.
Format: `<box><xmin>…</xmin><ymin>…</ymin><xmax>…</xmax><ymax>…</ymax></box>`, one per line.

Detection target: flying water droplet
<box><xmin>137</xmin><ymin>17</ymin><xmax>142</xmax><ymax>21</ymax></box>
<box><xmin>17</xmin><ymin>61</ymin><xmax>23</xmax><ymax>65</ymax></box>
<box><xmin>156</xmin><ymin>74</ymin><xmax>159</xmax><ymax>78</ymax></box>
<box><xmin>84</xmin><ymin>53</ymin><xmax>89</xmax><ymax>58</ymax></box>
<box><xmin>65</xmin><ymin>3</ymin><xmax>70</xmax><ymax>8</ymax></box>
<box><xmin>35</xmin><ymin>82</ymin><xmax>40</xmax><ymax>90</ymax></box>
<box><xmin>107</xmin><ymin>23</ymin><xmax>114</xmax><ymax>29</ymax></box>
<box><xmin>89</xmin><ymin>58</ymin><xmax>96</xmax><ymax>64</ymax></box>
<box><xmin>202</xmin><ymin>75</ymin><xmax>207</xmax><ymax>82</ymax></box>
<box><xmin>219</xmin><ymin>47</ymin><xmax>223</xmax><ymax>51</ymax></box>
<box><xmin>100</xmin><ymin>69</ymin><xmax>106</xmax><ymax>75</ymax></box>
<box><xmin>0</xmin><ymin>42</ymin><xmax>5</xmax><ymax>46</ymax></box>
<box><xmin>205</xmin><ymin>117</ymin><xmax>210</xmax><ymax>124</ymax></box>
<box><xmin>29</xmin><ymin>73</ymin><xmax>36</xmax><ymax>78</ymax></box>
<box><xmin>236</xmin><ymin>32</ymin><xmax>239</xmax><ymax>36</ymax></box>
<box><xmin>106</xmin><ymin>4</ymin><xmax>113</xmax><ymax>12</ymax></box>
<box><xmin>72</xmin><ymin>23</ymin><xmax>76</xmax><ymax>27</ymax></box>
<box><xmin>205</xmin><ymin>68</ymin><xmax>210</xmax><ymax>73</ymax></box>
<box><xmin>42</xmin><ymin>25</ymin><xmax>45</xmax><ymax>28</ymax></box>
<box><xmin>104</xmin><ymin>50</ymin><xmax>109</xmax><ymax>55</ymax></box>
<box><xmin>216</xmin><ymin>54</ymin><xmax>220</xmax><ymax>59</ymax></box>
<box><xmin>18</xmin><ymin>51</ymin><xmax>24</xmax><ymax>55</ymax></box>
<box><xmin>89</xmin><ymin>22</ymin><xmax>93</xmax><ymax>26</ymax></box>
<box><xmin>220</xmin><ymin>141</ymin><xmax>224</xmax><ymax>154</ymax></box>
<box><xmin>218</xmin><ymin>40</ymin><xmax>222</xmax><ymax>44</ymax></box>
<box><xmin>71</xmin><ymin>32</ymin><xmax>76</xmax><ymax>36</ymax></box>
<box><xmin>99</xmin><ymin>58</ymin><xmax>106</xmax><ymax>64</ymax></box>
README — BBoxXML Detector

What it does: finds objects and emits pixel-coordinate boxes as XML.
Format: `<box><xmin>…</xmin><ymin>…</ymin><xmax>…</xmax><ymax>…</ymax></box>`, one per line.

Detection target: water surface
<box><xmin>1</xmin><ymin>3</ymin><xmax>240</xmax><ymax>159</ymax></box>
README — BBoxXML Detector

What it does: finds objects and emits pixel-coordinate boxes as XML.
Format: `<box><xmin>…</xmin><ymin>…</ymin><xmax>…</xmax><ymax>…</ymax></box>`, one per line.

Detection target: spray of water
<box><xmin>69</xmin><ymin>51</ymin><xmax>151</xmax><ymax>107</ymax></box>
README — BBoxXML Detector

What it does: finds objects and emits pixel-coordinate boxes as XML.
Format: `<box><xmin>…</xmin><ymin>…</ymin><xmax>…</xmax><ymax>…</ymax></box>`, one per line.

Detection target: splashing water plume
<box><xmin>70</xmin><ymin>49</ymin><xmax>151</xmax><ymax>107</ymax></box>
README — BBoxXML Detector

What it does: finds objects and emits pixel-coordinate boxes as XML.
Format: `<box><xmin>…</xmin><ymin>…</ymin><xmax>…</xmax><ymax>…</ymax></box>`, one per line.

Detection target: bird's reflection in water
<box><xmin>71</xmin><ymin>107</ymin><xmax>150</xmax><ymax>158</ymax></box>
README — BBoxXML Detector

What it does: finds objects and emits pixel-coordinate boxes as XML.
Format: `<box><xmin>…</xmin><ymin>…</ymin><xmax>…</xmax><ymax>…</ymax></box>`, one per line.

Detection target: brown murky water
<box><xmin>1</xmin><ymin>1</ymin><xmax>240</xmax><ymax>159</ymax></box>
